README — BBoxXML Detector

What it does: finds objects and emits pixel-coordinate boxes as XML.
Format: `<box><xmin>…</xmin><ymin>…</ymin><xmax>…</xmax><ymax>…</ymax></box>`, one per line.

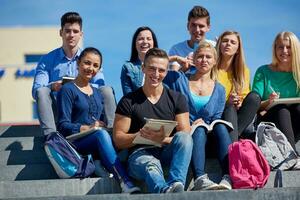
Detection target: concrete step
<box><xmin>0</xmin><ymin>164</ymin><xmax>58</xmax><ymax>181</ymax></box>
<box><xmin>1</xmin><ymin>184</ymin><xmax>300</xmax><ymax>200</ymax></box>
<box><xmin>0</xmin><ymin>125</ymin><xmax>42</xmax><ymax>137</ymax></box>
<box><xmin>0</xmin><ymin>150</ymin><xmax>49</xmax><ymax>165</ymax></box>
<box><xmin>0</xmin><ymin>136</ymin><xmax>44</xmax><ymax>151</ymax></box>
<box><xmin>0</xmin><ymin>177</ymin><xmax>120</xmax><ymax>199</ymax></box>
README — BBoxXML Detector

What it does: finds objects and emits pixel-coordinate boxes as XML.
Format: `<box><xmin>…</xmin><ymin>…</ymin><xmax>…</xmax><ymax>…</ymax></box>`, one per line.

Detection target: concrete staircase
<box><xmin>0</xmin><ymin>124</ymin><xmax>300</xmax><ymax>200</ymax></box>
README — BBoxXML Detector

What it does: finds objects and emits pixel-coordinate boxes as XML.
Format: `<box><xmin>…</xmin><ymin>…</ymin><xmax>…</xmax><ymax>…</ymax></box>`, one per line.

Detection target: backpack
<box><xmin>44</xmin><ymin>132</ymin><xmax>95</xmax><ymax>178</ymax></box>
<box><xmin>255</xmin><ymin>122</ymin><xmax>298</xmax><ymax>170</ymax></box>
<box><xmin>229</xmin><ymin>139</ymin><xmax>270</xmax><ymax>189</ymax></box>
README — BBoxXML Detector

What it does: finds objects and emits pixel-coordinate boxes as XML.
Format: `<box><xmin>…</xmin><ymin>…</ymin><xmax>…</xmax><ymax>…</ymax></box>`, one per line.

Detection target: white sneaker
<box><xmin>193</xmin><ymin>174</ymin><xmax>219</xmax><ymax>190</ymax></box>
<box><xmin>164</xmin><ymin>182</ymin><xmax>184</xmax><ymax>193</ymax></box>
<box><xmin>120</xmin><ymin>181</ymin><xmax>141</xmax><ymax>194</ymax></box>
<box><xmin>218</xmin><ymin>174</ymin><xmax>232</xmax><ymax>190</ymax></box>
<box><xmin>94</xmin><ymin>160</ymin><xmax>113</xmax><ymax>178</ymax></box>
<box><xmin>293</xmin><ymin>157</ymin><xmax>300</xmax><ymax>170</ymax></box>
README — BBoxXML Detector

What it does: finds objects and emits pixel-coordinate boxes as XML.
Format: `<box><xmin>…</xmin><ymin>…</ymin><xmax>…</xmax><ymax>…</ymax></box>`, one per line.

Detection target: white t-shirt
<box><xmin>168</xmin><ymin>39</ymin><xmax>216</xmax><ymax>67</ymax></box>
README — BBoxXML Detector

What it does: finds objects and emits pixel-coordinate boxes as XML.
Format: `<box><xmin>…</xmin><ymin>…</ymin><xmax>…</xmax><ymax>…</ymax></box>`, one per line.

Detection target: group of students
<box><xmin>32</xmin><ymin>6</ymin><xmax>300</xmax><ymax>194</ymax></box>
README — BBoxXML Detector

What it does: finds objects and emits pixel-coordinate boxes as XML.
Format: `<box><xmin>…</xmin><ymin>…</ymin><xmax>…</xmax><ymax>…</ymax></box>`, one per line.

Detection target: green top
<box><xmin>252</xmin><ymin>65</ymin><xmax>300</xmax><ymax>101</ymax></box>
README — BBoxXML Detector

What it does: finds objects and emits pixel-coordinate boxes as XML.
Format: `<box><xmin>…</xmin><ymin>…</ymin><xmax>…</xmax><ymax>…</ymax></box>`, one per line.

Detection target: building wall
<box><xmin>0</xmin><ymin>27</ymin><xmax>61</xmax><ymax>122</ymax></box>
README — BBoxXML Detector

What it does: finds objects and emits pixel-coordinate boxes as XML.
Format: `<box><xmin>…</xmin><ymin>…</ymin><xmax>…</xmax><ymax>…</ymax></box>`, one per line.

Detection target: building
<box><xmin>0</xmin><ymin>26</ymin><xmax>62</xmax><ymax>122</ymax></box>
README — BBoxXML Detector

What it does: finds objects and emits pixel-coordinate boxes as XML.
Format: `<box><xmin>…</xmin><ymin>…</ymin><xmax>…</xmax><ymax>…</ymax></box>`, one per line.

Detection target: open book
<box><xmin>62</xmin><ymin>76</ymin><xmax>75</xmax><ymax>85</ymax></box>
<box><xmin>264</xmin><ymin>97</ymin><xmax>300</xmax><ymax>110</ymax></box>
<box><xmin>66</xmin><ymin>126</ymin><xmax>112</xmax><ymax>141</ymax></box>
<box><xmin>190</xmin><ymin>119</ymin><xmax>233</xmax><ymax>135</ymax></box>
<box><xmin>132</xmin><ymin>118</ymin><xmax>178</xmax><ymax>147</ymax></box>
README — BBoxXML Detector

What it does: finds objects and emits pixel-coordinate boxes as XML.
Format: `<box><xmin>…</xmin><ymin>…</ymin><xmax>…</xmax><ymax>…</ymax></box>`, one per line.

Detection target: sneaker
<box><xmin>293</xmin><ymin>157</ymin><xmax>300</xmax><ymax>170</ymax></box>
<box><xmin>120</xmin><ymin>181</ymin><xmax>141</xmax><ymax>194</ymax></box>
<box><xmin>218</xmin><ymin>174</ymin><xmax>232</xmax><ymax>190</ymax></box>
<box><xmin>164</xmin><ymin>182</ymin><xmax>184</xmax><ymax>193</ymax></box>
<box><xmin>94</xmin><ymin>160</ymin><xmax>113</xmax><ymax>178</ymax></box>
<box><xmin>193</xmin><ymin>174</ymin><xmax>219</xmax><ymax>190</ymax></box>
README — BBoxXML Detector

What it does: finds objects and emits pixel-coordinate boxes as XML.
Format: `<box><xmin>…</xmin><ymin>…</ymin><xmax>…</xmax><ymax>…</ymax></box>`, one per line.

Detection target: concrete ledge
<box><xmin>0</xmin><ymin>125</ymin><xmax>42</xmax><ymax>137</ymax></box>
<box><xmin>2</xmin><ymin>187</ymin><xmax>300</xmax><ymax>200</ymax></box>
<box><xmin>0</xmin><ymin>164</ymin><xmax>58</xmax><ymax>181</ymax></box>
<box><xmin>0</xmin><ymin>150</ymin><xmax>49</xmax><ymax>165</ymax></box>
<box><xmin>0</xmin><ymin>177</ymin><xmax>120</xmax><ymax>199</ymax></box>
<box><xmin>0</xmin><ymin>136</ymin><xmax>44</xmax><ymax>151</ymax></box>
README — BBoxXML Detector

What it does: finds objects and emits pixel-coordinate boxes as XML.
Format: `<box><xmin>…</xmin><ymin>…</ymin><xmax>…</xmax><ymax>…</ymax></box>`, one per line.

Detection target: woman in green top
<box><xmin>252</xmin><ymin>31</ymin><xmax>300</xmax><ymax>151</ymax></box>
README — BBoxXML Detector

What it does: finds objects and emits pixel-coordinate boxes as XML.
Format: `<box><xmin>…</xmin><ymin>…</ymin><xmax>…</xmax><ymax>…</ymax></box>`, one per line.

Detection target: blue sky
<box><xmin>1</xmin><ymin>0</ymin><xmax>299</xmax><ymax>100</ymax></box>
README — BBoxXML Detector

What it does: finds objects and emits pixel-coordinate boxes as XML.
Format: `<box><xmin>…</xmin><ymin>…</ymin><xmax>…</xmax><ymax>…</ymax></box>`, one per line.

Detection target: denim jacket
<box><xmin>120</xmin><ymin>61</ymin><xmax>144</xmax><ymax>95</ymax></box>
<box><xmin>163</xmin><ymin>70</ymin><xmax>226</xmax><ymax>124</ymax></box>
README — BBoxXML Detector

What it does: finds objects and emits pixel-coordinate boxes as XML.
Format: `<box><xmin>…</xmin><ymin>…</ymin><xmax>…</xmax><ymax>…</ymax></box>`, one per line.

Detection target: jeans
<box><xmin>98</xmin><ymin>86</ymin><xmax>117</xmax><ymax>128</ymax></box>
<box><xmin>72</xmin><ymin>129</ymin><xmax>131</xmax><ymax>183</ymax></box>
<box><xmin>36</xmin><ymin>87</ymin><xmax>57</xmax><ymax>136</ymax></box>
<box><xmin>223</xmin><ymin>91</ymin><xmax>261</xmax><ymax>142</ymax></box>
<box><xmin>192</xmin><ymin>123</ymin><xmax>232</xmax><ymax>178</ymax></box>
<box><xmin>128</xmin><ymin>132</ymin><xmax>193</xmax><ymax>193</ymax></box>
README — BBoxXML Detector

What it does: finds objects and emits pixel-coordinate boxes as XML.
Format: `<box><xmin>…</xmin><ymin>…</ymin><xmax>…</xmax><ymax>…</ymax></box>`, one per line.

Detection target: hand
<box><xmin>176</xmin><ymin>56</ymin><xmax>192</xmax><ymax>71</ymax></box>
<box><xmin>92</xmin><ymin>120</ymin><xmax>106</xmax><ymax>128</ymax></box>
<box><xmin>51</xmin><ymin>80</ymin><xmax>62</xmax><ymax>91</ymax></box>
<box><xmin>228</xmin><ymin>92</ymin><xmax>242</xmax><ymax>109</ymax></box>
<box><xmin>192</xmin><ymin>118</ymin><xmax>205</xmax><ymax>126</ymax></box>
<box><xmin>139</xmin><ymin>126</ymin><xmax>165</xmax><ymax>144</ymax></box>
<box><xmin>268</xmin><ymin>91</ymin><xmax>280</xmax><ymax>104</ymax></box>
<box><xmin>186</xmin><ymin>53</ymin><xmax>195</xmax><ymax>67</ymax></box>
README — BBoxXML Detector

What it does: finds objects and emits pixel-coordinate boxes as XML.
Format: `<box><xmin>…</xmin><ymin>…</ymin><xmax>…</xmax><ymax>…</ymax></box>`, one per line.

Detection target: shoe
<box><xmin>218</xmin><ymin>174</ymin><xmax>232</xmax><ymax>190</ymax></box>
<box><xmin>193</xmin><ymin>174</ymin><xmax>219</xmax><ymax>190</ymax></box>
<box><xmin>164</xmin><ymin>182</ymin><xmax>184</xmax><ymax>193</ymax></box>
<box><xmin>293</xmin><ymin>157</ymin><xmax>300</xmax><ymax>170</ymax></box>
<box><xmin>120</xmin><ymin>180</ymin><xmax>141</xmax><ymax>194</ymax></box>
<box><xmin>94</xmin><ymin>160</ymin><xmax>113</xmax><ymax>178</ymax></box>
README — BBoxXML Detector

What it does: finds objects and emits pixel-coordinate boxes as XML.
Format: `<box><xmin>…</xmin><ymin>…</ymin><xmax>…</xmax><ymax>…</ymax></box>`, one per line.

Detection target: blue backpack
<box><xmin>44</xmin><ymin>132</ymin><xmax>95</xmax><ymax>178</ymax></box>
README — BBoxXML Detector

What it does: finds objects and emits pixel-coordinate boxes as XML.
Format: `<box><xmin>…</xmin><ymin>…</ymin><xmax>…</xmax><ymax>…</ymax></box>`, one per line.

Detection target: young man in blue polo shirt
<box><xmin>32</xmin><ymin>12</ymin><xmax>114</xmax><ymax>136</ymax></box>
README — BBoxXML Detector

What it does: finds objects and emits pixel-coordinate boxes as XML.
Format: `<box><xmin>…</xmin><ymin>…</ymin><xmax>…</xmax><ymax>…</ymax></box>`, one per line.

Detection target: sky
<box><xmin>0</xmin><ymin>0</ymin><xmax>300</xmax><ymax>100</ymax></box>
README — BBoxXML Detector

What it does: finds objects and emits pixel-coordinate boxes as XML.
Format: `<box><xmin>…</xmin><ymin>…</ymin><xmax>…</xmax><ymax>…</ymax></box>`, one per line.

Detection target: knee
<box><xmin>36</xmin><ymin>87</ymin><xmax>51</xmax><ymax>100</ymax></box>
<box><xmin>245</xmin><ymin>92</ymin><xmax>261</xmax><ymax>106</ymax></box>
<box><xmin>99</xmin><ymin>86</ymin><xmax>115</xmax><ymax>96</ymax></box>
<box><xmin>173</xmin><ymin>132</ymin><xmax>193</xmax><ymax>148</ymax></box>
<box><xmin>93</xmin><ymin>130</ymin><xmax>112</xmax><ymax>143</ymax></box>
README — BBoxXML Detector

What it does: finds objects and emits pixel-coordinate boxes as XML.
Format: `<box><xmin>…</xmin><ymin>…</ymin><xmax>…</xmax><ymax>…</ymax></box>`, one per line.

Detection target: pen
<box><xmin>269</xmin><ymin>85</ymin><xmax>276</xmax><ymax>93</ymax></box>
<box><xmin>92</xmin><ymin>116</ymin><xmax>97</xmax><ymax>122</ymax></box>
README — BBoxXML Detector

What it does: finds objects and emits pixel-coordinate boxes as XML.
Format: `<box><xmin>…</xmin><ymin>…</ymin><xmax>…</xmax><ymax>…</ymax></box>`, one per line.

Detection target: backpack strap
<box><xmin>274</xmin><ymin>169</ymin><xmax>283</xmax><ymax>188</ymax></box>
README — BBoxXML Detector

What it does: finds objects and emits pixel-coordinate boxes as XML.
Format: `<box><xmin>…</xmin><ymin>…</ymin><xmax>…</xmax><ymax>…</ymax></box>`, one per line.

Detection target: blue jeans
<box><xmin>36</xmin><ymin>87</ymin><xmax>57</xmax><ymax>136</ymax></box>
<box><xmin>72</xmin><ymin>130</ymin><xmax>130</xmax><ymax>183</ymax></box>
<box><xmin>128</xmin><ymin>132</ymin><xmax>193</xmax><ymax>193</ymax></box>
<box><xmin>192</xmin><ymin>123</ymin><xmax>232</xmax><ymax>178</ymax></box>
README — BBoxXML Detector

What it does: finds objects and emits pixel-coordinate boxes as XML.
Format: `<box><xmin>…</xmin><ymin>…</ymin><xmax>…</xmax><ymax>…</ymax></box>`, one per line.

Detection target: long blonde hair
<box><xmin>216</xmin><ymin>31</ymin><xmax>247</xmax><ymax>92</ymax></box>
<box><xmin>194</xmin><ymin>41</ymin><xmax>218</xmax><ymax>80</ymax></box>
<box><xmin>271</xmin><ymin>31</ymin><xmax>300</xmax><ymax>90</ymax></box>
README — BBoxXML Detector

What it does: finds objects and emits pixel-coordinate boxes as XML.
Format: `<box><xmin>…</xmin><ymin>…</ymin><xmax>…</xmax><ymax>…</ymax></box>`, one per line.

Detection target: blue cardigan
<box><xmin>57</xmin><ymin>82</ymin><xmax>104</xmax><ymax>136</ymax></box>
<box><xmin>163</xmin><ymin>70</ymin><xmax>226</xmax><ymax>124</ymax></box>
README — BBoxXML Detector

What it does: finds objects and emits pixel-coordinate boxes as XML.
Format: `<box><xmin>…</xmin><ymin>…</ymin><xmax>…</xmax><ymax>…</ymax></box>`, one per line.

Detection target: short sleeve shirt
<box><xmin>116</xmin><ymin>86</ymin><xmax>188</xmax><ymax>134</ymax></box>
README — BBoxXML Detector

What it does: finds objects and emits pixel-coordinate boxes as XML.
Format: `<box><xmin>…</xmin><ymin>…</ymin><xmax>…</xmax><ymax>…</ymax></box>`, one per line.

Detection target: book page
<box><xmin>66</xmin><ymin>126</ymin><xmax>112</xmax><ymax>141</ymax></box>
<box><xmin>265</xmin><ymin>97</ymin><xmax>300</xmax><ymax>110</ymax></box>
<box><xmin>132</xmin><ymin>118</ymin><xmax>177</xmax><ymax>147</ymax></box>
<box><xmin>190</xmin><ymin>119</ymin><xmax>233</xmax><ymax>135</ymax></box>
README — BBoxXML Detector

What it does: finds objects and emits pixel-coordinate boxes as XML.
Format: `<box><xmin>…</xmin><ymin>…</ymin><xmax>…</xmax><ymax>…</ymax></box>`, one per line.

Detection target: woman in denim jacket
<box><xmin>120</xmin><ymin>26</ymin><xmax>158</xmax><ymax>95</ymax></box>
<box><xmin>164</xmin><ymin>41</ymin><xmax>232</xmax><ymax>191</ymax></box>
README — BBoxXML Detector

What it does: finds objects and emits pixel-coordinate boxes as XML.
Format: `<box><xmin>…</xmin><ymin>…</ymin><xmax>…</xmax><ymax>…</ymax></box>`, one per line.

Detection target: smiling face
<box><xmin>187</xmin><ymin>17</ymin><xmax>210</xmax><ymax>44</ymax></box>
<box><xmin>135</xmin><ymin>30</ymin><xmax>154</xmax><ymax>60</ymax></box>
<box><xmin>77</xmin><ymin>52</ymin><xmax>101</xmax><ymax>81</ymax></box>
<box><xmin>275</xmin><ymin>37</ymin><xmax>292</xmax><ymax>65</ymax></box>
<box><xmin>60</xmin><ymin>22</ymin><xmax>83</xmax><ymax>50</ymax></box>
<box><xmin>194</xmin><ymin>47</ymin><xmax>216</xmax><ymax>74</ymax></box>
<box><xmin>142</xmin><ymin>56</ymin><xmax>168</xmax><ymax>88</ymax></box>
<box><xmin>220</xmin><ymin>34</ymin><xmax>239</xmax><ymax>57</ymax></box>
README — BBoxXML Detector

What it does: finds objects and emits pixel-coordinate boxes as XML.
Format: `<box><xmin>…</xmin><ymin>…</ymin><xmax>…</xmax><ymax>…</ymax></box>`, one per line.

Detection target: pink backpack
<box><xmin>228</xmin><ymin>139</ymin><xmax>270</xmax><ymax>189</ymax></box>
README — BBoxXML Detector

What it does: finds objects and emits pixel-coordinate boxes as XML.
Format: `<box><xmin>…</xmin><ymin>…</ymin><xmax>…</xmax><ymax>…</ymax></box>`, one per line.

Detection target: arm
<box><xmin>32</xmin><ymin>59</ymin><xmax>50</xmax><ymax>100</ymax></box>
<box><xmin>57</xmin><ymin>86</ymin><xmax>81</xmax><ymax>136</ymax></box>
<box><xmin>113</xmin><ymin>114</ymin><xmax>139</xmax><ymax>149</ymax></box>
<box><xmin>168</xmin><ymin>55</ymin><xmax>191</xmax><ymax>72</ymax></box>
<box><xmin>120</xmin><ymin>63</ymin><xmax>133</xmax><ymax>95</ymax></box>
<box><xmin>212</xmin><ymin>84</ymin><xmax>226</xmax><ymax>121</ymax></box>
